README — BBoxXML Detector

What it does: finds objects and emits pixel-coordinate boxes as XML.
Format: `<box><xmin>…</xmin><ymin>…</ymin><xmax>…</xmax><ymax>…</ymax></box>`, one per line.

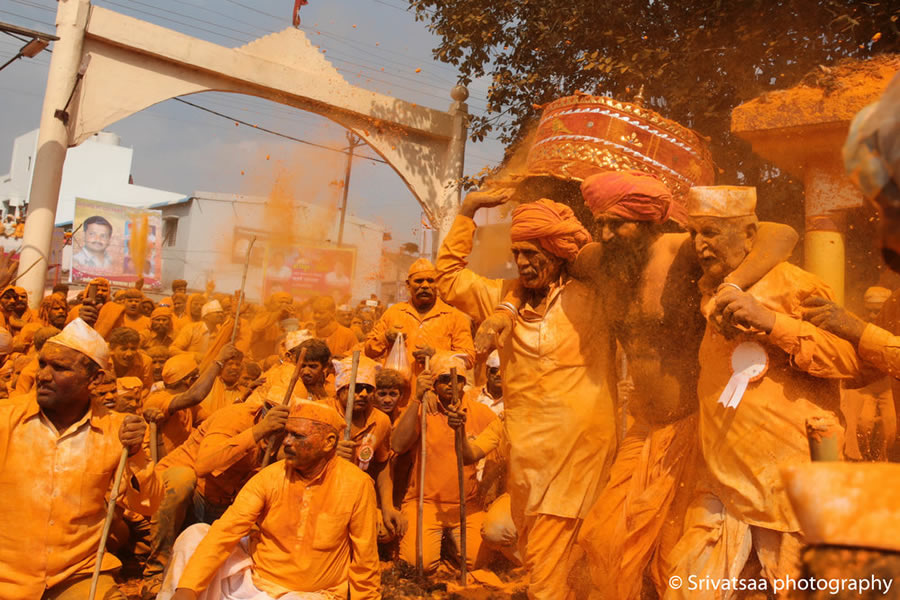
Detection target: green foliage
<box><xmin>410</xmin><ymin>0</ymin><xmax>899</xmax><ymax>187</ymax></box>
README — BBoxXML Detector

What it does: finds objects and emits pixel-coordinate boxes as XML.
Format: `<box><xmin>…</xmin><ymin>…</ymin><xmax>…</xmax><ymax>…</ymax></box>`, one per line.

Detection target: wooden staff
<box><xmin>261</xmin><ymin>347</ymin><xmax>307</xmax><ymax>466</ymax></box>
<box><xmin>149</xmin><ymin>422</ymin><xmax>159</xmax><ymax>465</ymax></box>
<box><xmin>231</xmin><ymin>235</ymin><xmax>256</xmax><ymax>344</ymax></box>
<box><xmin>416</xmin><ymin>356</ymin><xmax>429</xmax><ymax>577</ymax></box>
<box><xmin>451</xmin><ymin>366</ymin><xmax>467</xmax><ymax>585</ymax></box>
<box><xmin>88</xmin><ymin>448</ymin><xmax>128</xmax><ymax>600</ymax></box>
<box><xmin>342</xmin><ymin>351</ymin><xmax>361</xmax><ymax>441</ymax></box>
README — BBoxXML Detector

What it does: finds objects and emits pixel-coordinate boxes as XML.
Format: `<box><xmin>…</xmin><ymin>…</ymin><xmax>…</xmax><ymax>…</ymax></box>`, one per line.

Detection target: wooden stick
<box><xmin>231</xmin><ymin>236</ymin><xmax>256</xmax><ymax>344</ymax></box>
<box><xmin>416</xmin><ymin>356</ymin><xmax>429</xmax><ymax>577</ymax></box>
<box><xmin>149</xmin><ymin>422</ymin><xmax>159</xmax><ymax>465</ymax></box>
<box><xmin>261</xmin><ymin>347</ymin><xmax>307</xmax><ymax>466</ymax></box>
<box><xmin>343</xmin><ymin>350</ymin><xmax>361</xmax><ymax>441</ymax></box>
<box><xmin>88</xmin><ymin>448</ymin><xmax>128</xmax><ymax>600</ymax></box>
<box><xmin>451</xmin><ymin>366</ymin><xmax>467</xmax><ymax>585</ymax></box>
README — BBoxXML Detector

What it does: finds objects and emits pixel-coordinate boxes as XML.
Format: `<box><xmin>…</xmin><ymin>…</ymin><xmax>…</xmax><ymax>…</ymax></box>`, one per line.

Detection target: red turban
<box><xmin>581</xmin><ymin>170</ymin><xmax>685</xmax><ymax>225</ymax></box>
<box><xmin>510</xmin><ymin>199</ymin><xmax>591</xmax><ymax>261</ymax></box>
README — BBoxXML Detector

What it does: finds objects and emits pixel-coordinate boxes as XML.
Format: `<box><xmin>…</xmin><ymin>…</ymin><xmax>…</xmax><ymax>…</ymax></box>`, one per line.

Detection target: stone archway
<box><xmin>19</xmin><ymin>0</ymin><xmax>469</xmax><ymax>305</ymax></box>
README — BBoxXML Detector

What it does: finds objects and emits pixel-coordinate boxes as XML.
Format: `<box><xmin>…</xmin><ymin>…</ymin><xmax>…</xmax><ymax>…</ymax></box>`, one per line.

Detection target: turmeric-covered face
<box><xmin>688</xmin><ymin>216</ymin><xmax>757</xmax><ymax>283</ymax></box>
<box><xmin>511</xmin><ymin>240</ymin><xmax>562</xmax><ymax>290</ymax></box>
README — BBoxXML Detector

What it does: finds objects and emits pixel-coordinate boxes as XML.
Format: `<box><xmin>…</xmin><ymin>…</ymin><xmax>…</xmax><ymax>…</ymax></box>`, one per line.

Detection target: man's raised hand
<box><xmin>252</xmin><ymin>404</ymin><xmax>289</xmax><ymax>443</ymax></box>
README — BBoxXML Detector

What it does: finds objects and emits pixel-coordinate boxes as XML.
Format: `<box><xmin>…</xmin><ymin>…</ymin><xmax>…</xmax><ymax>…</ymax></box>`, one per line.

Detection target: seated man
<box><xmin>391</xmin><ymin>351</ymin><xmax>498</xmax><ymax>573</ymax></box>
<box><xmin>0</xmin><ymin>318</ymin><xmax>163</xmax><ymax>599</ymax></box>
<box><xmin>194</xmin><ymin>349</ymin><xmax>247</xmax><ymax>422</ymax></box>
<box><xmin>374</xmin><ymin>367</ymin><xmax>409</xmax><ymax>421</ymax></box>
<box><xmin>170</xmin><ymin>300</ymin><xmax>224</xmax><ymax>362</ymax></box>
<box><xmin>312</xmin><ymin>295</ymin><xmax>360</xmax><ymax>358</ymax></box>
<box><xmin>142</xmin><ymin>306</ymin><xmax>176</xmax><ymax>350</ymax></box>
<box><xmin>666</xmin><ymin>186</ymin><xmax>864</xmax><ymax>595</ymax></box>
<box><xmin>108</xmin><ymin>326</ymin><xmax>154</xmax><ymax>390</ymax></box>
<box><xmin>143</xmin><ymin>346</ymin><xmax>241</xmax><ymax>457</ymax></box>
<box><xmin>120</xmin><ymin>288</ymin><xmax>151</xmax><ymax>336</ymax></box>
<box><xmin>465</xmin><ymin>350</ymin><xmax>503</xmax><ymax>418</ymax></box>
<box><xmin>247</xmin><ymin>332</ymin><xmax>333</xmax><ymax>406</ymax></box>
<box><xmin>334</xmin><ymin>355</ymin><xmax>406</xmax><ymax>542</ymax></box>
<box><xmin>160</xmin><ymin>402</ymin><xmax>381</xmax><ymax>600</ymax></box>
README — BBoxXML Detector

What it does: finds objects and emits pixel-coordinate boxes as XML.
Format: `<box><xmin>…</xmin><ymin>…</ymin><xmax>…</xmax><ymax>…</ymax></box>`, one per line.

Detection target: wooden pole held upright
<box><xmin>343</xmin><ymin>351</ymin><xmax>361</xmax><ymax>441</ymax></box>
<box><xmin>451</xmin><ymin>366</ymin><xmax>467</xmax><ymax>585</ymax></box>
<box><xmin>416</xmin><ymin>356</ymin><xmax>429</xmax><ymax>576</ymax></box>
<box><xmin>149</xmin><ymin>422</ymin><xmax>159</xmax><ymax>465</ymax></box>
<box><xmin>88</xmin><ymin>448</ymin><xmax>128</xmax><ymax>600</ymax></box>
<box><xmin>231</xmin><ymin>235</ymin><xmax>255</xmax><ymax>344</ymax></box>
<box><xmin>261</xmin><ymin>346</ymin><xmax>307</xmax><ymax>466</ymax></box>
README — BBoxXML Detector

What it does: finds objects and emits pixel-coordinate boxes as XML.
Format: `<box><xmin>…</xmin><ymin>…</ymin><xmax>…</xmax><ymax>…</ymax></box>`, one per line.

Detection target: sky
<box><xmin>0</xmin><ymin>0</ymin><xmax>505</xmax><ymax>251</ymax></box>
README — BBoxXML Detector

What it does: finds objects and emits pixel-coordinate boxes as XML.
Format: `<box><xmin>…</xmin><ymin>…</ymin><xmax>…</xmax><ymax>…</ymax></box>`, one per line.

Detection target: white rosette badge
<box><xmin>717</xmin><ymin>341</ymin><xmax>768</xmax><ymax>410</ymax></box>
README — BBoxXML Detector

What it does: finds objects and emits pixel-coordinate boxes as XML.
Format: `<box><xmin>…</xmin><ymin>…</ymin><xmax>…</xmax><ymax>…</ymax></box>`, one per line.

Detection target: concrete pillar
<box><xmin>19</xmin><ymin>0</ymin><xmax>91</xmax><ymax>307</ymax></box>
<box><xmin>802</xmin><ymin>161</ymin><xmax>860</xmax><ymax>306</ymax></box>
<box><xmin>805</xmin><ymin>217</ymin><xmax>846</xmax><ymax>307</ymax></box>
<box><xmin>432</xmin><ymin>84</ymin><xmax>469</xmax><ymax>259</ymax></box>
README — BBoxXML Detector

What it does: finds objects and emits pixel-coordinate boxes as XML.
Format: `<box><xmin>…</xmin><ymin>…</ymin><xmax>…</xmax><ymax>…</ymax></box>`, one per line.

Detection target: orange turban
<box><xmin>287</xmin><ymin>400</ymin><xmax>346</xmax><ymax>434</ymax></box>
<box><xmin>581</xmin><ymin>170</ymin><xmax>683</xmax><ymax>224</ymax></box>
<box><xmin>162</xmin><ymin>354</ymin><xmax>198</xmax><ymax>385</ymax></box>
<box><xmin>151</xmin><ymin>306</ymin><xmax>173</xmax><ymax>320</ymax></box>
<box><xmin>509</xmin><ymin>199</ymin><xmax>591</xmax><ymax>261</ymax></box>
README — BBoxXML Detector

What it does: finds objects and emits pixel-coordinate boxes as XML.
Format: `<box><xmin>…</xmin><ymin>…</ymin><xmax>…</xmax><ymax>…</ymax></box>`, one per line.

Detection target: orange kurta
<box><xmin>403</xmin><ymin>395</ymin><xmax>497</xmax><ymax>507</ymax></box>
<box><xmin>14</xmin><ymin>356</ymin><xmax>37</xmax><ymax>395</ymax></box>
<box><xmin>859</xmin><ymin>323</ymin><xmax>900</xmax><ymax>378</ymax></box>
<box><xmin>117</xmin><ymin>350</ymin><xmax>155</xmax><ymax>391</ymax></box>
<box><xmin>193</xmin><ymin>401</ymin><xmax>265</xmax><ymax>506</ymax></box>
<box><xmin>194</xmin><ymin>377</ymin><xmax>243</xmax><ymax>423</ymax></box>
<box><xmin>347</xmin><ymin>407</ymin><xmax>392</xmax><ymax>473</ymax></box>
<box><xmin>122</xmin><ymin>313</ymin><xmax>152</xmax><ymax>337</ymax></box>
<box><xmin>697</xmin><ymin>262</ymin><xmax>862</xmax><ymax>532</ymax></box>
<box><xmin>319</xmin><ymin>321</ymin><xmax>361</xmax><ymax>358</ymax></box>
<box><xmin>365</xmin><ymin>298</ymin><xmax>475</xmax><ymax>375</ymax></box>
<box><xmin>144</xmin><ymin>389</ymin><xmax>196</xmax><ymax>455</ymax></box>
<box><xmin>248</xmin><ymin>310</ymin><xmax>284</xmax><ymax>361</ymax></box>
<box><xmin>176</xmin><ymin>459</ymin><xmax>381</xmax><ymax>599</ymax></box>
<box><xmin>170</xmin><ymin>321</ymin><xmax>210</xmax><ymax>361</ymax></box>
<box><xmin>0</xmin><ymin>397</ymin><xmax>163</xmax><ymax>599</ymax></box>
<box><xmin>436</xmin><ymin>214</ymin><xmax>617</xmax><ymax>524</ymax></box>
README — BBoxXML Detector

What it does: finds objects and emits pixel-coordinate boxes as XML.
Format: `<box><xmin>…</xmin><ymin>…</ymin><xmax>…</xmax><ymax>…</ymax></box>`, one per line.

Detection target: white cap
<box><xmin>285</xmin><ymin>329</ymin><xmax>313</xmax><ymax>352</ymax></box>
<box><xmin>201</xmin><ymin>300</ymin><xmax>224</xmax><ymax>318</ymax></box>
<box><xmin>687</xmin><ymin>186</ymin><xmax>757</xmax><ymax>218</ymax></box>
<box><xmin>486</xmin><ymin>350</ymin><xmax>500</xmax><ymax>369</ymax></box>
<box><xmin>46</xmin><ymin>318</ymin><xmax>109</xmax><ymax>369</ymax></box>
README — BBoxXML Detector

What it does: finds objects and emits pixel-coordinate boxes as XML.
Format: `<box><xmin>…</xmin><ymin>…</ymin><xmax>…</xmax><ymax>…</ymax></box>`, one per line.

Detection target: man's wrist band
<box><xmin>717</xmin><ymin>282</ymin><xmax>743</xmax><ymax>294</ymax></box>
<box><xmin>496</xmin><ymin>302</ymin><xmax>518</xmax><ymax>317</ymax></box>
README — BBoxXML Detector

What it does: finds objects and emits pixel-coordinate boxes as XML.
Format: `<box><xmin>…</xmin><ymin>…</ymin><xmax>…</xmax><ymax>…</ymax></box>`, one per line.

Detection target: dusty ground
<box><xmin>116</xmin><ymin>557</ymin><xmax>528</xmax><ymax>599</ymax></box>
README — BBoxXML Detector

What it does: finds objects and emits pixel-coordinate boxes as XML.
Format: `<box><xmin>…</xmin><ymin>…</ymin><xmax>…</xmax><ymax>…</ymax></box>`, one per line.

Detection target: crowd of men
<box><xmin>0</xmin><ymin>73</ymin><xmax>897</xmax><ymax>600</ymax></box>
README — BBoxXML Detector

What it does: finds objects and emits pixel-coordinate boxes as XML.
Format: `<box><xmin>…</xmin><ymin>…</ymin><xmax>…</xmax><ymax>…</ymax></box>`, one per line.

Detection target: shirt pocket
<box><xmin>311</xmin><ymin>511</ymin><xmax>351</xmax><ymax>551</ymax></box>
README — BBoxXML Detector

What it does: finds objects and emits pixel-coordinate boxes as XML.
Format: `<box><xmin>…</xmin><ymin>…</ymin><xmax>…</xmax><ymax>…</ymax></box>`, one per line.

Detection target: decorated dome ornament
<box><xmin>524</xmin><ymin>92</ymin><xmax>716</xmax><ymax>206</ymax></box>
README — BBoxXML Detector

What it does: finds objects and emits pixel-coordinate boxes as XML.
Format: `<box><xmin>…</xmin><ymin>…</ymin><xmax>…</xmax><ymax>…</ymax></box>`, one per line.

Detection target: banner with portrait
<box><xmin>70</xmin><ymin>198</ymin><xmax>163</xmax><ymax>289</ymax></box>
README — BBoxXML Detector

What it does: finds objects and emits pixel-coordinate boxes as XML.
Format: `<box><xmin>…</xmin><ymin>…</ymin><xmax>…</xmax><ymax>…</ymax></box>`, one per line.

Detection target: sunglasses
<box><xmin>436</xmin><ymin>375</ymin><xmax>467</xmax><ymax>385</ymax></box>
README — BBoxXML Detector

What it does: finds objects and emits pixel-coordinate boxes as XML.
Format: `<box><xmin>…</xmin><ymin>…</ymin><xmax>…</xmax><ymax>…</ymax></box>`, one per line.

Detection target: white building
<box><xmin>0</xmin><ymin>129</ymin><xmax>184</xmax><ymax>226</ymax></box>
<box><xmin>152</xmin><ymin>192</ymin><xmax>385</xmax><ymax>303</ymax></box>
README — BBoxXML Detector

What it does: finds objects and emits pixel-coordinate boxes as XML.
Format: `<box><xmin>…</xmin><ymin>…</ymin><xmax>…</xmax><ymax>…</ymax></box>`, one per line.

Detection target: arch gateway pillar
<box><xmin>19</xmin><ymin>0</ymin><xmax>469</xmax><ymax>306</ymax></box>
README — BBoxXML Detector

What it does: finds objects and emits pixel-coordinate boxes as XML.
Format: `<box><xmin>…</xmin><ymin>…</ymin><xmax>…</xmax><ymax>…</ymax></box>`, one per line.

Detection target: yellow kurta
<box><xmin>697</xmin><ymin>262</ymin><xmax>863</xmax><ymax>532</ymax></box>
<box><xmin>436</xmin><ymin>214</ymin><xmax>617</xmax><ymax>523</ymax></box>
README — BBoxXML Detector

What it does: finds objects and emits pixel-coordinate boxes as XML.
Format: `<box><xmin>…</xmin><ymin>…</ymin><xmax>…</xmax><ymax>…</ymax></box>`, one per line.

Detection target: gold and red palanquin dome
<box><xmin>525</xmin><ymin>94</ymin><xmax>716</xmax><ymax>202</ymax></box>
